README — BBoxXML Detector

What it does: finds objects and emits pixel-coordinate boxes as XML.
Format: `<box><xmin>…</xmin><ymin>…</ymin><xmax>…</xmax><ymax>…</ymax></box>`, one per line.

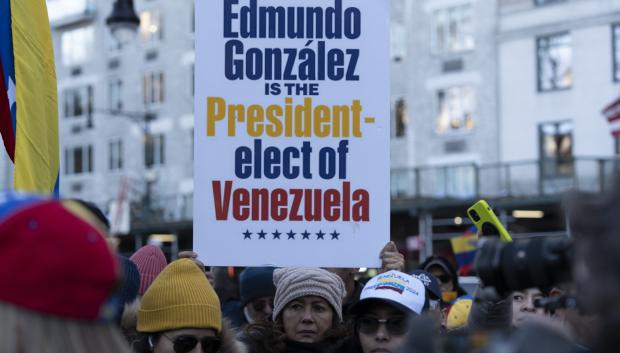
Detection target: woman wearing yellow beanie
<box><xmin>132</xmin><ymin>259</ymin><xmax>246</xmax><ymax>353</ymax></box>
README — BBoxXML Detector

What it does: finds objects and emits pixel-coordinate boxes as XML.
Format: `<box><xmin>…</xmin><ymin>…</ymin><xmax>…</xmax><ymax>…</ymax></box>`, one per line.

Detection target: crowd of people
<box><xmin>1</xmin><ymin>173</ymin><xmax>620</xmax><ymax>353</ymax></box>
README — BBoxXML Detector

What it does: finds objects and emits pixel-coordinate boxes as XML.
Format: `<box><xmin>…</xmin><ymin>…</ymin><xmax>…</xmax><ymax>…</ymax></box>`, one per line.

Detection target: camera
<box><xmin>474</xmin><ymin>236</ymin><xmax>573</xmax><ymax>296</ymax></box>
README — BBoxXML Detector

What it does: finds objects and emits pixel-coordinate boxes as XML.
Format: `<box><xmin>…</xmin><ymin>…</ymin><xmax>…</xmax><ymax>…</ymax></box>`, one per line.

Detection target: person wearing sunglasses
<box><xmin>344</xmin><ymin>270</ymin><xmax>425</xmax><ymax>353</ymax></box>
<box><xmin>133</xmin><ymin>259</ymin><xmax>245</xmax><ymax>353</ymax></box>
<box><xmin>243</xmin><ymin>267</ymin><xmax>347</xmax><ymax>353</ymax></box>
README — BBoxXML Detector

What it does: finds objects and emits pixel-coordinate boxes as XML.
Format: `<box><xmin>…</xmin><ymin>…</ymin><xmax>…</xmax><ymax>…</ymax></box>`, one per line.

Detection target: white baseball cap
<box><xmin>353</xmin><ymin>270</ymin><xmax>426</xmax><ymax>315</ymax></box>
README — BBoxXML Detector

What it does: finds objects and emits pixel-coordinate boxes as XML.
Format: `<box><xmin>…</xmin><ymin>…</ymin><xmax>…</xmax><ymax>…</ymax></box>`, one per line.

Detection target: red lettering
<box><xmin>304</xmin><ymin>189</ymin><xmax>322</xmax><ymax>221</ymax></box>
<box><xmin>212</xmin><ymin>181</ymin><xmax>369</xmax><ymax>222</ymax></box>
<box><xmin>212</xmin><ymin>180</ymin><xmax>232</xmax><ymax>220</ymax></box>
<box><xmin>251</xmin><ymin>188</ymin><xmax>269</xmax><ymax>220</ymax></box>
<box><xmin>271</xmin><ymin>188</ymin><xmax>288</xmax><ymax>221</ymax></box>
<box><xmin>324</xmin><ymin>189</ymin><xmax>341</xmax><ymax>221</ymax></box>
<box><xmin>290</xmin><ymin>189</ymin><xmax>303</xmax><ymax>221</ymax></box>
<box><xmin>343</xmin><ymin>181</ymin><xmax>350</xmax><ymax>221</ymax></box>
<box><xmin>352</xmin><ymin>189</ymin><xmax>370</xmax><ymax>221</ymax></box>
<box><xmin>232</xmin><ymin>188</ymin><xmax>250</xmax><ymax>220</ymax></box>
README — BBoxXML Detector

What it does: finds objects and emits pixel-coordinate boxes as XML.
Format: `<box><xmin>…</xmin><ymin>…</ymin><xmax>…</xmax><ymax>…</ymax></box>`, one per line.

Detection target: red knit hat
<box><xmin>130</xmin><ymin>244</ymin><xmax>167</xmax><ymax>295</ymax></box>
<box><xmin>0</xmin><ymin>197</ymin><xmax>119</xmax><ymax>320</ymax></box>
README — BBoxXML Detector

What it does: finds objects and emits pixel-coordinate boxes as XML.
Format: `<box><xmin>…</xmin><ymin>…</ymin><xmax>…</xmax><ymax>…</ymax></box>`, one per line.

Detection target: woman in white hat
<box><xmin>344</xmin><ymin>270</ymin><xmax>426</xmax><ymax>353</ymax></box>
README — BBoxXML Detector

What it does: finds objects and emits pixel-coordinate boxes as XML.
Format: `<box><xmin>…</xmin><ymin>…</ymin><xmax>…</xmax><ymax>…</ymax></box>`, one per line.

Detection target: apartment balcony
<box><xmin>391</xmin><ymin>156</ymin><xmax>620</xmax><ymax>210</ymax></box>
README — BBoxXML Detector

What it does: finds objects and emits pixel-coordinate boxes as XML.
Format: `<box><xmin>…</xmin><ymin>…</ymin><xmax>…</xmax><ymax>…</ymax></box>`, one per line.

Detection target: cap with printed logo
<box><xmin>351</xmin><ymin>270</ymin><xmax>426</xmax><ymax>315</ymax></box>
<box><xmin>410</xmin><ymin>270</ymin><xmax>442</xmax><ymax>301</ymax></box>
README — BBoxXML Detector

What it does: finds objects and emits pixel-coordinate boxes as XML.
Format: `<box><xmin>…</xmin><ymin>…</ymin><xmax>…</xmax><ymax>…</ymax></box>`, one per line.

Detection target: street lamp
<box><xmin>106</xmin><ymin>0</ymin><xmax>140</xmax><ymax>46</ymax></box>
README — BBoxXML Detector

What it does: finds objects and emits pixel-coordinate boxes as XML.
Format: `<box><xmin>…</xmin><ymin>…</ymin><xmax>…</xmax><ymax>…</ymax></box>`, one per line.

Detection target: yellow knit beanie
<box><xmin>137</xmin><ymin>259</ymin><xmax>221</xmax><ymax>333</ymax></box>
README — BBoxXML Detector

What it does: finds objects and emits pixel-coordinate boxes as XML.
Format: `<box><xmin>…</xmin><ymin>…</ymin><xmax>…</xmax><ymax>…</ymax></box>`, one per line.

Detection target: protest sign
<box><xmin>194</xmin><ymin>0</ymin><xmax>389</xmax><ymax>267</ymax></box>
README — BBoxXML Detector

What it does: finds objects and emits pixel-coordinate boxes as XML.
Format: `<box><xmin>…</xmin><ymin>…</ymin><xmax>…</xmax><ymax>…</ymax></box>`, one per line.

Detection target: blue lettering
<box><xmin>235</xmin><ymin>146</ymin><xmax>252</xmax><ymax>178</ymax></box>
<box><xmin>225</xmin><ymin>40</ymin><xmax>244</xmax><ymax>80</ymax></box>
<box><xmin>223</xmin><ymin>0</ymin><xmax>239</xmax><ymax>38</ymax></box>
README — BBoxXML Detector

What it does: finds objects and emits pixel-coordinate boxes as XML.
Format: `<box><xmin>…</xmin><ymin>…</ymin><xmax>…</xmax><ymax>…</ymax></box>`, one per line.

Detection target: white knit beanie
<box><xmin>272</xmin><ymin>267</ymin><xmax>346</xmax><ymax>322</ymax></box>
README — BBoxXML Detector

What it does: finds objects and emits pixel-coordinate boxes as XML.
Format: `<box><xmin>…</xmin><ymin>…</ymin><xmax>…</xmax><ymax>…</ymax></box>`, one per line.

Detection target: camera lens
<box><xmin>469</xmin><ymin>210</ymin><xmax>480</xmax><ymax>222</ymax></box>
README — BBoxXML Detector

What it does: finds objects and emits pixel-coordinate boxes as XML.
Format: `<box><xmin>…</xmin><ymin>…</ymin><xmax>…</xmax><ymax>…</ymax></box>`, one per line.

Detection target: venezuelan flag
<box><xmin>0</xmin><ymin>0</ymin><xmax>59</xmax><ymax>194</ymax></box>
<box><xmin>450</xmin><ymin>226</ymin><xmax>478</xmax><ymax>276</ymax></box>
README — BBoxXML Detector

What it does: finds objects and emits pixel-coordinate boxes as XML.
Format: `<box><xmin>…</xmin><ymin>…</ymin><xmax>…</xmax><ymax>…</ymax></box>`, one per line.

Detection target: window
<box><xmin>436</xmin><ymin>86</ymin><xmax>475</xmax><ymax>134</ymax></box>
<box><xmin>140</xmin><ymin>9</ymin><xmax>163</xmax><ymax>44</ymax></box>
<box><xmin>613</xmin><ymin>24</ymin><xmax>620</xmax><ymax>82</ymax></box>
<box><xmin>534</xmin><ymin>0</ymin><xmax>567</xmax><ymax>6</ymax></box>
<box><xmin>539</xmin><ymin>121</ymin><xmax>573</xmax><ymax>178</ymax></box>
<box><xmin>190</xmin><ymin>64</ymin><xmax>195</xmax><ymax>97</ymax></box>
<box><xmin>391</xmin><ymin>24</ymin><xmax>406</xmax><ymax>62</ymax></box>
<box><xmin>109</xmin><ymin>139</ymin><xmax>123</xmax><ymax>171</ymax></box>
<box><xmin>393</xmin><ymin>98</ymin><xmax>407</xmax><ymax>138</ymax></box>
<box><xmin>63</xmin><ymin>85</ymin><xmax>93</xmax><ymax>118</ymax></box>
<box><xmin>190</xmin><ymin>128</ymin><xmax>194</xmax><ymax>161</ymax></box>
<box><xmin>61</xmin><ymin>26</ymin><xmax>94</xmax><ymax>67</ymax></box>
<box><xmin>143</xmin><ymin>71</ymin><xmax>165</xmax><ymax>105</ymax></box>
<box><xmin>108</xmin><ymin>79</ymin><xmax>123</xmax><ymax>111</ymax></box>
<box><xmin>191</xmin><ymin>2</ymin><xmax>195</xmax><ymax>33</ymax></box>
<box><xmin>145</xmin><ymin>133</ymin><xmax>165</xmax><ymax>167</ymax></box>
<box><xmin>48</xmin><ymin>0</ymin><xmax>91</xmax><ymax>23</ymax></box>
<box><xmin>431</xmin><ymin>5</ymin><xmax>474</xmax><ymax>54</ymax></box>
<box><xmin>64</xmin><ymin>145</ymin><xmax>93</xmax><ymax>175</ymax></box>
<box><xmin>537</xmin><ymin>33</ymin><xmax>572</xmax><ymax>91</ymax></box>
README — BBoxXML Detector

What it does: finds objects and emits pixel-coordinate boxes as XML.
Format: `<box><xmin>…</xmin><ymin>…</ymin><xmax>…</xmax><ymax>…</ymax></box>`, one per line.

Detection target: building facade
<box><xmin>499</xmin><ymin>0</ymin><xmax>620</xmax><ymax>186</ymax></box>
<box><xmin>390</xmin><ymin>0</ymin><xmax>620</xmax><ymax>263</ymax></box>
<box><xmin>48</xmin><ymin>0</ymin><xmax>196</xmax><ymax>252</ymax></box>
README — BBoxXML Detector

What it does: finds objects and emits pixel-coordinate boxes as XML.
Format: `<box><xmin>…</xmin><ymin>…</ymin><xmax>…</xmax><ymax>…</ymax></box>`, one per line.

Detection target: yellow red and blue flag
<box><xmin>0</xmin><ymin>0</ymin><xmax>59</xmax><ymax>194</ymax></box>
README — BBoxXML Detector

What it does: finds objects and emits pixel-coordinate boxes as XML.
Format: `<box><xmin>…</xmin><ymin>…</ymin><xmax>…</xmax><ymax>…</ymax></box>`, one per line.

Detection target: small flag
<box><xmin>1</xmin><ymin>0</ymin><xmax>59</xmax><ymax>194</ymax></box>
<box><xmin>450</xmin><ymin>226</ymin><xmax>478</xmax><ymax>276</ymax></box>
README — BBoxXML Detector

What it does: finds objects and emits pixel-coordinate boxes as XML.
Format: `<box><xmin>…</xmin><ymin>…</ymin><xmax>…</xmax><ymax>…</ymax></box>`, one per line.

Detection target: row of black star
<box><xmin>242</xmin><ymin>229</ymin><xmax>340</xmax><ymax>240</ymax></box>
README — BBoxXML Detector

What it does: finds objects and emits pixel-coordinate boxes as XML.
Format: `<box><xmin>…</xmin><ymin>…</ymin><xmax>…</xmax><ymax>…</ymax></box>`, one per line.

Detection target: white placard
<box><xmin>194</xmin><ymin>0</ymin><xmax>389</xmax><ymax>267</ymax></box>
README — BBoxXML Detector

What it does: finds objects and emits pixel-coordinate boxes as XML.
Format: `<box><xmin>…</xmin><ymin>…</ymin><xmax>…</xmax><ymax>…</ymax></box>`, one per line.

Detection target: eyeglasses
<box><xmin>250</xmin><ymin>299</ymin><xmax>274</xmax><ymax>312</ymax></box>
<box><xmin>357</xmin><ymin>316</ymin><xmax>408</xmax><ymax>336</ymax></box>
<box><xmin>162</xmin><ymin>334</ymin><xmax>221</xmax><ymax>353</ymax></box>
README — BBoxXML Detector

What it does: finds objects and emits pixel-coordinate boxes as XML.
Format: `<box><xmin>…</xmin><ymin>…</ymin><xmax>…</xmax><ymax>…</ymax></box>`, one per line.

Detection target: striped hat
<box><xmin>137</xmin><ymin>259</ymin><xmax>222</xmax><ymax>333</ymax></box>
<box><xmin>130</xmin><ymin>244</ymin><xmax>167</xmax><ymax>295</ymax></box>
<box><xmin>272</xmin><ymin>267</ymin><xmax>346</xmax><ymax>322</ymax></box>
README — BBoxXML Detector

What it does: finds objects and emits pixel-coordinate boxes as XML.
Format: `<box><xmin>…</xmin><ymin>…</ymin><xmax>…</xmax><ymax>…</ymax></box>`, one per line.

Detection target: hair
<box><xmin>0</xmin><ymin>302</ymin><xmax>130</xmax><ymax>353</ymax></box>
<box><xmin>130</xmin><ymin>332</ymin><xmax>160</xmax><ymax>353</ymax></box>
<box><xmin>244</xmin><ymin>315</ymin><xmax>349</xmax><ymax>353</ymax></box>
<box><xmin>69</xmin><ymin>199</ymin><xmax>111</xmax><ymax>231</ymax></box>
<box><xmin>121</xmin><ymin>298</ymin><xmax>141</xmax><ymax>345</ymax></box>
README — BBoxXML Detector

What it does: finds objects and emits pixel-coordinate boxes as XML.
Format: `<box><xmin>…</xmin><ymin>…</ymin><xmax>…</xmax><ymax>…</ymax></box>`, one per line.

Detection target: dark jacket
<box><xmin>282</xmin><ymin>339</ymin><xmax>343</xmax><ymax>353</ymax></box>
<box><xmin>466</xmin><ymin>287</ymin><xmax>513</xmax><ymax>331</ymax></box>
<box><xmin>220</xmin><ymin>319</ymin><xmax>249</xmax><ymax>353</ymax></box>
<box><xmin>342</xmin><ymin>280</ymin><xmax>364</xmax><ymax>320</ymax></box>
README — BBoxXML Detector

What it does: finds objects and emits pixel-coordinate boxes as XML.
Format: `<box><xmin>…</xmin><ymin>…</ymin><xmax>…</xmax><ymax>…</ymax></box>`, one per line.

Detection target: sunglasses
<box><xmin>357</xmin><ymin>316</ymin><xmax>408</xmax><ymax>336</ymax></box>
<box><xmin>250</xmin><ymin>299</ymin><xmax>274</xmax><ymax>312</ymax></box>
<box><xmin>162</xmin><ymin>334</ymin><xmax>221</xmax><ymax>353</ymax></box>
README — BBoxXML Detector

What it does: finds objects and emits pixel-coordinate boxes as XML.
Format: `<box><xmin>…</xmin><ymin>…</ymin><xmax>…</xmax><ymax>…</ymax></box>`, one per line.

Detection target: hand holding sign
<box><xmin>379</xmin><ymin>241</ymin><xmax>405</xmax><ymax>273</ymax></box>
